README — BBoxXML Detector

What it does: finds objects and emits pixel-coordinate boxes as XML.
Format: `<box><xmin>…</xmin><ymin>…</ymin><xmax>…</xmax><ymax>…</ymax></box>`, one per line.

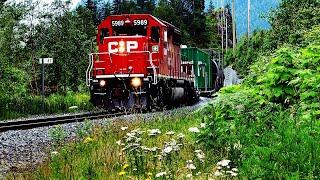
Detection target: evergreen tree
<box><xmin>206</xmin><ymin>4</ymin><xmax>220</xmax><ymax>49</ymax></box>
<box><xmin>112</xmin><ymin>0</ymin><xmax>137</xmax><ymax>14</ymax></box>
<box><xmin>188</xmin><ymin>0</ymin><xmax>207</xmax><ymax>48</ymax></box>
<box><xmin>137</xmin><ymin>0</ymin><xmax>155</xmax><ymax>13</ymax></box>
<box><xmin>112</xmin><ymin>0</ymin><xmax>121</xmax><ymax>14</ymax></box>
<box><xmin>84</xmin><ymin>0</ymin><xmax>99</xmax><ymax>25</ymax></box>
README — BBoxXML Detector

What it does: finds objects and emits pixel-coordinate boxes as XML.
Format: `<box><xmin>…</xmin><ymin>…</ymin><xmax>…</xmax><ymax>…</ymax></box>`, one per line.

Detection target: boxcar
<box><xmin>181</xmin><ymin>47</ymin><xmax>224</xmax><ymax>96</ymax></box>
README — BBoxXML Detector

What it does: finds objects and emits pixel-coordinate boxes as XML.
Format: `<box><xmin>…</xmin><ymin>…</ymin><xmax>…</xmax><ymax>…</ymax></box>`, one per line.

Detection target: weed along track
<box><xmin>0</xmin><ymin>98</ymin><xmax>212</xmax><ymax>177</ymax></box>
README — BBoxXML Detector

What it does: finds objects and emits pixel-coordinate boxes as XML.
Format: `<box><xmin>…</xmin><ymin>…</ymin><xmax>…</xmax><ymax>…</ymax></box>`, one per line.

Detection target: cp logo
<box><xmin>108</xmin><ymin>41</ymin><xmax>138</xmax><ymax>53</ymax></box>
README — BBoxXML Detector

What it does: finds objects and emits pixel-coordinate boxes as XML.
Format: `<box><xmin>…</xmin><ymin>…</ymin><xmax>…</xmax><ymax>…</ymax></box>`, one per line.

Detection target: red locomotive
<box><xmin>86</xmin><ymin>14</ymin><xmax>198</xmax><ymax>111</ymax></box>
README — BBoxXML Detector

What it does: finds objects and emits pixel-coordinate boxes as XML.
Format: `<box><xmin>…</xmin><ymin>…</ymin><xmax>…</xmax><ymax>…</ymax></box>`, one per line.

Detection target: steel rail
<box><xmin>0</xmin><ymin>111</ymin><xmax>126</xmax><ymax>132</ymax></box>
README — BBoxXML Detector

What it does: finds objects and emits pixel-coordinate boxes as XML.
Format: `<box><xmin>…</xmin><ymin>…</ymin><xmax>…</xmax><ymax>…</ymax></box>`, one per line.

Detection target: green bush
<box><xmin>198</xmin><ymin>27</ymin><xmax>320</xmax><ymax>178</ymax></box>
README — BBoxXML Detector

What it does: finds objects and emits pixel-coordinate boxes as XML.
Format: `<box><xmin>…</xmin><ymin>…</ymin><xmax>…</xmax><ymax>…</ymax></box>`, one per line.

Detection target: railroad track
<box><xmin>0</xmin><ymin>111</ymin><xmax>126</xmax><ymax>132</ymax></box>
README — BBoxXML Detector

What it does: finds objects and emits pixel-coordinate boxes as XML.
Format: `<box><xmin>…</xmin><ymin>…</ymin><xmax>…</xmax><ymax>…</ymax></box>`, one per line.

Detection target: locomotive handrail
<box><xmin>86</xmin><ymin>51</ymin><xmax>158</xmax><ymax>86</ymax></box>
<box><xmin>86</xmin><ymin>54</ymin><xmax>94</xmax><ymax>86</ymax></box>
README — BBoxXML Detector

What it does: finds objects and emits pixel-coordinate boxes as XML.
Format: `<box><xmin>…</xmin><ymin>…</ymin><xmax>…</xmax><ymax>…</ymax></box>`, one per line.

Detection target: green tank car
<box><xmin>181</xmin><ymin>47</ymin><xmax>224</xmax><ymax>96</ymax></box>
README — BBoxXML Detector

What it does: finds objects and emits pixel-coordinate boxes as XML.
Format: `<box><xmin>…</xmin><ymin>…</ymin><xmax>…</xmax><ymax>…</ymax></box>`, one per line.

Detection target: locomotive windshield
<box><xmin>112</xmin><ymin>26</ymin><xmax>147</xmax><ymax>36</ymax></box>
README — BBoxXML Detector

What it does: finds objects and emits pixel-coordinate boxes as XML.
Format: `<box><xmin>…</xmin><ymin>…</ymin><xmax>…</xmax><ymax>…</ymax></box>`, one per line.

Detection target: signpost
<box><xmin>39</xmin><ymin>58</ymin><xmax>53</xmax><ymax>112</ymax></box>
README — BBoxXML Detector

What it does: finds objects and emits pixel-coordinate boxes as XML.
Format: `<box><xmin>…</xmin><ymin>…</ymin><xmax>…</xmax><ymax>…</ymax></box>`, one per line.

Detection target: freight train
<box><xmin>86</xmin><ymin>14</ymin><xmax>223</xmax><ymax>111</ymax></box>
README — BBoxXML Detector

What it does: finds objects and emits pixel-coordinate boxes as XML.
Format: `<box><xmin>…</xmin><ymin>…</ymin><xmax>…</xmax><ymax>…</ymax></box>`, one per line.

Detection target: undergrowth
<box><xmin>197</xmin><ymin>26</ymin><xmax>320</xmax><ymax>178</ymax></box>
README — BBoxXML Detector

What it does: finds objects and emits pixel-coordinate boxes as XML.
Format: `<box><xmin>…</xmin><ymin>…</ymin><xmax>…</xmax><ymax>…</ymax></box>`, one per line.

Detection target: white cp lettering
<box><xmin>108</xmin><ymin>41</ymin><xmax>138</xmax><ymax>53</ymax></box>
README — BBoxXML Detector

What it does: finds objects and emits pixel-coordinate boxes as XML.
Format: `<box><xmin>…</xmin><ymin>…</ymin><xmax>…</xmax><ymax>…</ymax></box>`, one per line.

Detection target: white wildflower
<box><xmin>155</xmin><ymin>171</ymin><xmax>167</xmax><ymax>177</ymax></box>
<box><xmin>148</xmin><ymin>129</ymin><xmax>161</xmax><ymax>136</ymax></box>
<box><xmin>187</xmin><ymin>163</ymin><xmax>196</xmax><ymax>170</ymax></box>
<box><xmin>186</xmin><ymin>174</ymin><xmax>192</xmax><ymax>178</ymax></box>
<box><xmin>188</xmin><ymin>127</ymin><xmax>200</xmax><ymax>133</ymax></box>
<box><xmin>186</xmin><ymin>160</ymin><xmax>193</xmax><ymax>164</ymax></box>
<box><xmin>177</xmin><ymin>133</ymin><xmax>185</xmax><ymax>138</ymax></box>
<box><xmin>236</xmin><ymin>104</ymin><xmax>244</xmax><ymax>110</ymax></box>
<box><xmin>131</xmin><ymin>128</ymin><xmax>143</xmax><ymax>135</ymax></box>
<box><xmin>195</xmin><ymin>150</ymin><xmax>205</xmax><ymax>163</ymax></box>
<box><xmin>196</xmin><ymin>172</ymin><xmax>201</xmax><ymax>176</ymax></box>
<box><xmin>186</xmin><ymin>160</ymin><xmax>196</xmax><ymax>170</ymax></box>
<box><xmin>121</xmin><ymin>126</ymin><xmax>128</xmax><ymax>131</ymax></box>
<box><xmin>231</xmin><ymin>172</ymin><xmax>238</xmax><ymax>177</ymax></box>
<box><xmin>217</xmin><ymin>159</ymin><xmax>231</xmax><ymax>167</ymax></box>
<box><xmin>155</xmin><ymin>155</ymin><xmax>162</xmax><ymax>161</ymax></box>
<box><xmin>51</xmin><ymin>151</ymin><xmax>59</xmax><ymax>156</ymax></box>
<box><xmin>200</xmin><ymin>123</ymin><xmax>206</xmax><ymax>128</ymax></box>
<box><xmin>165</xmin><ymin>131</ymin><xmax>175</xmax><ymax>135</ymax></box>
<box><xmin>126</xmin><ymin>132</ymin><xmax>135</xmax><ymax>138</ymax></box>
<box><xmin>135</xmin><ymin>138</ymin><xmax>142</xmax><ymax>143</ymax></box>
<box><xmin>233</xmin><ymin>140</ymin><xmax>242</xmax><ymax>150</ymax></box>
<box><xmin>141</xmin><ymin>146</ymin><xmax>150</xmax><ymax>152</ymax></box>
<box><xmin>150</xmin><ymin>147</ymin><xmax>158</xmax><ymax>152</ymax></box>
<box><xmin>163</xmin><ymin>146</ymin><xmax>173</xmax><ymax>154</ymax></box>
<box><xmin>232</xmin><ymin>168</ymin><xmax>238</xmax><ymax>172</ymax></box>
<box><xmin>116</xmin><ymin>140</ymin><xmax>122</xmax><ymax>146</ymax></box>
<box><xmin>214</xmin><ymin>171</ymin><xmax>222</xmax><ymax>177</ymax></box>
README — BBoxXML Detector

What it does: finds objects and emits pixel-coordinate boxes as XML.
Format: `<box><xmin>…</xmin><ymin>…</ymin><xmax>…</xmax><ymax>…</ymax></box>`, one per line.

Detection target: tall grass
<box><xmin>0</xmin><ymin>92</ymin><xmax>92</xmax><ymax>120</ymax></box>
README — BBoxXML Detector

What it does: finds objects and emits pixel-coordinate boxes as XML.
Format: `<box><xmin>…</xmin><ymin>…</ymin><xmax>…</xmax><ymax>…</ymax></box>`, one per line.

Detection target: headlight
<box><xmin>99</xmin><ymin>80</ymin><xmax>106</xmax><ymax>87</ymax></box>
<box><xmin>131</xmin><ymin>77</ymin><xmax>142</xmax><ymax>87</ymax></box>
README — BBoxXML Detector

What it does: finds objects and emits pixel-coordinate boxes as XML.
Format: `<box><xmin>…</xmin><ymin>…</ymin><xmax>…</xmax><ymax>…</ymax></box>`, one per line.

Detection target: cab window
<box><xmin>151</xmin><ymin>26</ymin><xmax>160</xmax><ymax>43</ymax></box>
<box><xmin>100</xmin><ymin>28</ymin><xmax>109</xmax><ymax>44</ymax></box>
<box><xmin>112</xmin><ymin>26</ymin><xmax>147</xmax><ymax>36</ymax></box>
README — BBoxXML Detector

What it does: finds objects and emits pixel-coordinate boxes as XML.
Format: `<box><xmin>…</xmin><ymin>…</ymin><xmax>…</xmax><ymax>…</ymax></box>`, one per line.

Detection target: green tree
<box><xmin>269</xmin><ymin>0</ymin><xmax>320</xmax><ymax>46</ymax></box>
<box><xmin>0</xmin><ymin>3</ymin><xmax>28</xmax><ymax>97</ymax></box>
<box><xmin>205</xmin><ymin>10</ymin><xmax>220</xmax><ymax>49</ymax></box>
